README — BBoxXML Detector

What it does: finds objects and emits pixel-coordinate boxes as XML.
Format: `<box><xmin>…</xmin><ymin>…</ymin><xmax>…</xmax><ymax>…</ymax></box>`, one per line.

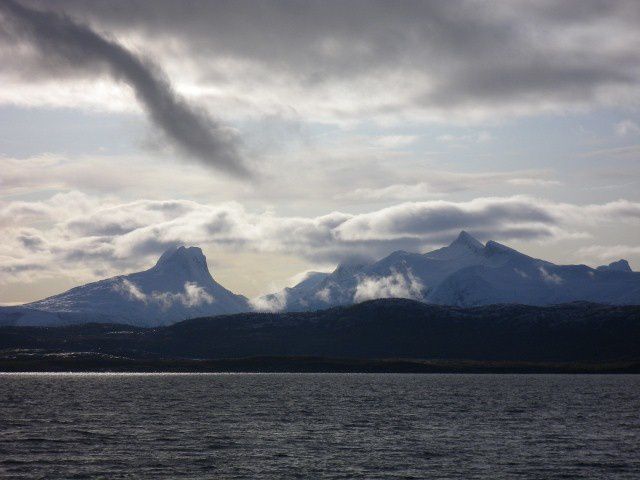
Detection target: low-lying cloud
<box><xmin>2</xmin><ymin>192</ymin><xmax>640</xmax><ymax>291</ymax></box>
<box><xmin>114</xmin><ymin>279</ymin><xmax>214</xmax><ymax>309</ymax></box>
<box><xmin>538</xmin><ymin>267</ymin><xmax>563</xmax><ymax>285</ymax></box>
<box><xmin>250</xmin><ymin>289</ymin><xmax>288</xmax><ymax>313</ymax></box>
<box><xmin>353</xmin><ymin>269</ymin><xmax>424</xmax><ymax>303</ymax></box>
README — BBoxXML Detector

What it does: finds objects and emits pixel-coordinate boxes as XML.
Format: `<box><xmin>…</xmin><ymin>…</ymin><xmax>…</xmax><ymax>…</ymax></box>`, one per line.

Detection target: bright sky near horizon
<box><xmin>1</xmin><ymin>0</ymin><xmax>640</xmax><ymax>304</ymax></box>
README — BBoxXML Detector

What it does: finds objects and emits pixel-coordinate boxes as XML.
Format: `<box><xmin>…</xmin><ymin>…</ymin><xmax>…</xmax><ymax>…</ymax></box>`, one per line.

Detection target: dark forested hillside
<box><xmin>1</xmin><ymin>299</ymin><xmax>639</xmax><ymax>370</ymax></box>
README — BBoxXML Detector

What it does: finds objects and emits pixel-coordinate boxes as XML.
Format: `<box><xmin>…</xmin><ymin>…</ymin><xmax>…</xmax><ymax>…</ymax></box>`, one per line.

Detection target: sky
<box><xmin>1</xmin><ymin>0</ymin><xmax>640</xmax><ymax>304</ymax></box>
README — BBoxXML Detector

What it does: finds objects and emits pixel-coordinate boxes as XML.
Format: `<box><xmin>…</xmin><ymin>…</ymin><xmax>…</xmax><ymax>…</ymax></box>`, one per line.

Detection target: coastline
<box><xmin>1</xmin><ymin>354</ymin><xmax>638</xmax><ymax>374</ymax></box>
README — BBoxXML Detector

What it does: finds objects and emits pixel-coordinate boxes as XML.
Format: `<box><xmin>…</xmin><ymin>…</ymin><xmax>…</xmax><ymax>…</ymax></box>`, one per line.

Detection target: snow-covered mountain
<box><xmin>2</xmin><ymin>233</ymin><xmax>639</xmax><ymax>327</ymax></box>
<box><xmin>262</xmin><ymin>231</ymin><xmax>640</xmax><ymax>310</ymax></box>
<box><xmin>0</xmin><ymin>246</ymin><xmax>249</xmax><ymax>327</ymax></box>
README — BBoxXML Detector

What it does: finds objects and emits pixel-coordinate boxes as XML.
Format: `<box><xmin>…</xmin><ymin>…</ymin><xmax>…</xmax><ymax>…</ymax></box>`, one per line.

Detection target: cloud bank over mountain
<box><xmin>2</xmin><ymin>192</ymin><xmax>639</xmax><ymax>290</ymax></box>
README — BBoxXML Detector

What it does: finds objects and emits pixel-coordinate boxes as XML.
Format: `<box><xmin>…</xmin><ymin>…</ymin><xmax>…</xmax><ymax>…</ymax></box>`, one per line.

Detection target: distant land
<box><xmin>1</xmin><ymin>231</ymin><xmax>639</xmax><ymax>328</ymax></box>
<box><xmin>1</xmin><ymin>299</ymin><xmax>639</xmax><ymax>373</ymax></box>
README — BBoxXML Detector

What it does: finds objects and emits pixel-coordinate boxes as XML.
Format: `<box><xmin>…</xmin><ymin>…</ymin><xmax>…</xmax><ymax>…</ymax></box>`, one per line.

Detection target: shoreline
<box><xmin>1</xmin><ymin>355</ymin><xmax>638</xmax><ymax>374</ymax></box>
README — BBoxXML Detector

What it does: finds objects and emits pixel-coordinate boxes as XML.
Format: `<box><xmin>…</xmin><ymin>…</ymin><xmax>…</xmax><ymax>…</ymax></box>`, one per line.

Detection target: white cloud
<box><xmin>370</xmin><ymin>135</ymin><xmax>419</xmax><ymax>149</ymax></box>
<box><xmin>539</xmin><ymin>267</ymin><xmax>563</xmax><ymax>285</ymax></box>
<box><xmin>615</xmin><ymin>120</ymin><xmax>640</xmax><ymax>137</ymax></box>
<box><xmin>353</xmin><ymin>269</ymin><xmax>424</xmax><ymax>302</ymax></box>
<box><xmin>113</xmin><ymin>279</ymin><xmax>147</xmax><ymax>303</ymax></box>
<box><xmin>153</xmin><ymin>282</ymin><xmax>214</xmax><ymax>309</ymax></box>
<box><xmin>113</xmin><ymin>279</ymin><xmax>214</xmax><ymax>309</ymax></box>
<box><xmin>437</xmin><ymin>131</ymin><xmax>493</xmax><ymax>144</ymax></box>
<box><xmin>338</xmin><ymin>170</ymin><xmax>561</xmax><ymax>201</ymax></box>
<box><xmin>250</xmin><ymin>289</ymin><xmax>287</xmax><ymax>313</ymax></box>
<box><xmin>315</xmin><ymin>287</ymin><xmax>331</xmax><ymax>303</ymax></box>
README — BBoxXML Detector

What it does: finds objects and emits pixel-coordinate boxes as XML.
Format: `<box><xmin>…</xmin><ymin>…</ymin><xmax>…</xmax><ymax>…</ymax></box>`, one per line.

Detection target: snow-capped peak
<box><xmin>449</xmin><ymin>230</ymin><xmax>484</xmax><ymax>251</ymax></box>
<box><xmin>152</xmin><ymin>246</ymin><xmax>212</xmax><ymax>281</ymax></box>
<box><xmin>155</xmin><ymin>245</ymin><xmax>206</xmax><ymax>268</ymax></box>
<box><xmin>15</xmin><ymin>245</ymin><xmax>249</xmax><ymax>327</ymax></box>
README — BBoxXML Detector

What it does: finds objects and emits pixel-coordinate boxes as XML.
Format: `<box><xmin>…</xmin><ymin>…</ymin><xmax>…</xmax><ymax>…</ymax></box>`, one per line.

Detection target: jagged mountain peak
<box><xmin>332</xmin><ymin>256</ymin><xmax>371</xmax><ymax>276</ymax></box>
<box><xmin>155</xmin><ymin>245</ymin><xmax>206</xmax><ymax>267</ymax></box>
<box><xmin>449</xmin><ymin>230</ymin><xmax>484</xmax><ymax>251</ymax></box>
<box><xmin>597</xmin><ymin>259</ymin><xmax>632</xmax><ymax>273</ymax></box>
<box><xmin>153</xmin><ymin>245</ymin><xmax>211</xmax><ymax>278</ymax></box>
<box><xmin>426</xmin><ymin>231</ymin><xmax>485</xmax><ymax>261</ymax></box>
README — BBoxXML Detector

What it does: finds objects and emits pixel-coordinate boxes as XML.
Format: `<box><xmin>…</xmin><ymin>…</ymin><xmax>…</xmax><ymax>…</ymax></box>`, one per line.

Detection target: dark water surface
<box><xmin>0</xmin><ymin>373</ymin><xmax>638</xmax><ymax>479</ymax></box>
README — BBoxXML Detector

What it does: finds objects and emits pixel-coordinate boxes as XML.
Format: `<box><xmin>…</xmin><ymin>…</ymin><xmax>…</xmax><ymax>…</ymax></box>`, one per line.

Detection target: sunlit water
<box><xmin>1</xmin><ymin>373</ymin><xmax>638</xmax><ymax>479</ymax></box>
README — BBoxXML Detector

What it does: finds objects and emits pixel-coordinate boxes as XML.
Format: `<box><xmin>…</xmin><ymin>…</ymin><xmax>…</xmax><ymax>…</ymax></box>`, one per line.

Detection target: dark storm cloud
<box><xmin>17</xmin><ymin>0</ymin><xmax>640</xmax><ymax>116</ymax></box>
<box><xmin>0</xmin><ymin>0</ymin><xmax>248</xmax><ymax>176</ymax></box>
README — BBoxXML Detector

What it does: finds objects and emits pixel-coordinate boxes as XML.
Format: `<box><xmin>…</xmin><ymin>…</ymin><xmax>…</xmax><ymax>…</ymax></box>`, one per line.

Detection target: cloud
<box><xmin>579</xmin><ymin>144</ymin><xmax>640</xmax><ymax>160</ymax></box>
<box><xmin>113</xmin><ymin>279</ymin><xmax>147</xmax><ymax>303</ymax></box>
<box><xmin>0</xmin><ymin>151</ymin><xmax>566</xmax><ymax>209</ymax></box>
<box><xmin>1</xmin><ymin>1</ymin><xmax>640</xmax><ymax>124</ymax></box>
<box><xmin>615</xmin><ymin>120</ymin><xmax>640</xmax><ymax>136</ymax></box>
<box><xmin>314</xmin><ymin>287</ymin><xmax>332</xmax><ymax>303</ymax></box>
<box><xmin>576</xmin><ymin>245</ymin><xmax>640</xmax><ymax>266</ymax></box>
<box><xmin>437</xmin><ymin>131</ymin><xmax>492</xmax><ymax>144</ymax></box>
<box><xmin>113</xmin><ymin>279</ymin><xmax>214</xmax><ymax>309</ymax></box>
<box><xmin>338</xmin><ymin>170</ymin><xmax>561</xmax><ymax>201</ymax></box>
<box><xmin>539</xmin><ymin>266</ymin><xmax>563</xmax><ymax>285</ymax></box>
<box><xmin>3</xmin><ymin>191</ymin><xmax>640</xmax><ymax>290</ymax></box>
<box><xmin>250</xmin><ymin>289</ymin><xmax>287</xmax><ymax>313</ymax></box>
<box><xmin>353</xmin><ymin>269</ymin><xmax>424</xmax><ymax>303</ymax></box>
<box><xmin>331</xmin><ymin>197</ymin><xmax>562</xmax><ymax>243</ymax></box>
<box><xmin>370</xmin><ymin>135</ymin><xmax>419</xmax><ymax>149</ymax></box>
<box><xmin>0</xmin><ymin>0</ymin><xmax>248</xmax><ymax>176</ymax></box>
<box><xmin>154</xmin><ymin>282</ymin><xmax>214</xmax><ymax>309</ymax></box>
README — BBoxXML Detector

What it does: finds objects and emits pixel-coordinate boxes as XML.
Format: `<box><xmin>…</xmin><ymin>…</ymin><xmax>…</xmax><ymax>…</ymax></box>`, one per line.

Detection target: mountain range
<box><xmin>265</xmin><ymin>231</ymin><xmax>640</xmax><ymax>311</ymax></box>
<box><xmin>1</xmin><ymin>231</ymin><xmax>638</xmax><ymax>327</ymax></box>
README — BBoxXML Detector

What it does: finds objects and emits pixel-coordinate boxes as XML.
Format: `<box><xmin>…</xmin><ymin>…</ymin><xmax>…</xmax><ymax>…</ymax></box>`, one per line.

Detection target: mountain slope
<box><xmin>1</xmin><ymin>246</ymin><xmax>250</xmax><ymax>327</ymax></box>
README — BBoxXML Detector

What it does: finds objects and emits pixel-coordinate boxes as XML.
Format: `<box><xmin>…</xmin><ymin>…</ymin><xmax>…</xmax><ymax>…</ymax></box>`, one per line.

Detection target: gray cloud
<box><xmin>0</xmin><ymin>0</ymin><xmax>248</xmax><ymax>176</ymax></box>
<box><xmin>6</xmin><ymin>0</ymin><xmax>638</xmax><ymax>121</ymax></box>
